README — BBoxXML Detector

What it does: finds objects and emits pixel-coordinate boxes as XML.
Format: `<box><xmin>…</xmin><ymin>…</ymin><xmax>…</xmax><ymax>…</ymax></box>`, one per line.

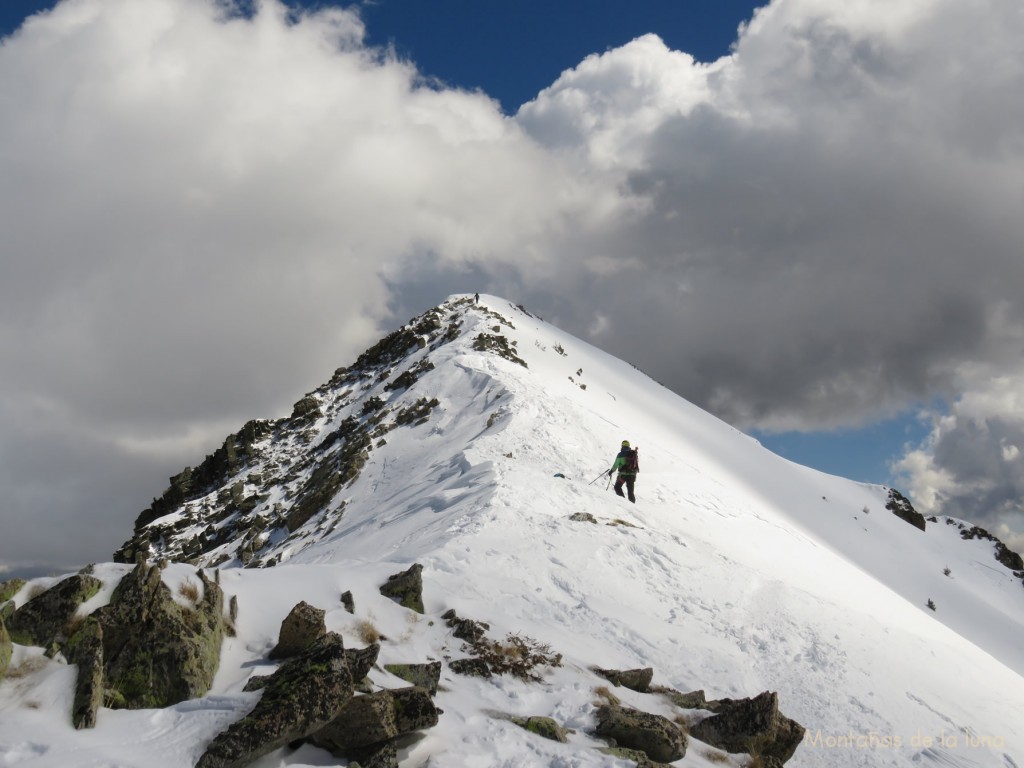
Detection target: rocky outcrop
<box><xmin>0</xmin><ymin>616</ymin><xmax>11</xmax><ymax>681</ymax></box>
<box><xmin>197</xmin><ymin>633</ymin><xmax>361</xmax><ymax>768</ymax></box>
<box><xmin>595</xmin><ymin>667</ymin><xmax>653</xmax><ymax>693</ymax></box>
<box><xmin>885</xmin><ymin>489</ymin><xmax>926</xmax><ymax>531</ymax></box>
<box><xmin>594</xmin><ymin>704</ymin><xmax>687</xmax><ymax>763</ymax></box>
<box><xmin>269</xmin><ymin>601</ymin><xmax>325</xmax><ymax>659</ymax></box>
<box><xmin>6</xmin><ymin>573</ymin><xmax>102</xmax><ymax>648</ymax></box>
<box><xmin>379</xmin><ymin>564</ymin><xmax>425</xmax><ymax>613</ymax></box>
<box><xmin>442</xmin><ymin>608</ymin><xmax>489</xmax><ymax>643</ymax></box>
<box><xmin>64</xmin><ymin>617</ymin><xmax>104</xmax><ymax>729</ymax></box>
<box><xmin>958</xmin><ymin>523</ymin><xmax>1024</xmax><ymax>570</ymax></box>
<box><xmin>384</xmin><ymin>661</ymin><xmax>441</xmax><ymax>695</ymax></box>
<box><xmin>691</xmin><ymin>691</ymin><xmax>804</xmax><ymax>764</ymax></box>
<box><xmin>95</xmin><ymin>563</ymin><xmax>223</xmax><ymax>709</ymax></box>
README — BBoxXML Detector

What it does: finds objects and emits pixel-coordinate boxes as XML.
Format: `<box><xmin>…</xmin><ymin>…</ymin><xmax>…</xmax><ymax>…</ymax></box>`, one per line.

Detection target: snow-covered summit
<box><xmin>4</xmin><ymin>294</ymin><xmax>1024</xmax><ymax>767</ymax></box>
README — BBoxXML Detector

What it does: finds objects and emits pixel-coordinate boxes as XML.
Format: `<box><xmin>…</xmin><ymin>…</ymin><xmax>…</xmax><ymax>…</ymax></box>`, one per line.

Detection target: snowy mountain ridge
<box><xmin>3</xmin><ymin>294</ymin><xmax>1024</xmax><ymax>768</ymax></box>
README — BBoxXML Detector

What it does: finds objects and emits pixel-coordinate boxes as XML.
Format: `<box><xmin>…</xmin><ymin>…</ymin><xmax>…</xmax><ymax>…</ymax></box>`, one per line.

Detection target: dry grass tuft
<box><xmin>178</xmin><ymin>580</ymin><xmax>201</xmax><ymax>605</ymax></box>
<box><xmin>593</xmin><ymin>685</ymin><xmax>621</xmax><ymax>707</ymax></box>
<box><xmin>702</xmin><ymin>748</ymin><xmax>732</xmax><ymax>764</ymax></box>
<box><xmin>355</xmin><ymin>619</ymin><xmax>381</xmax><ymax>645</ymax></box>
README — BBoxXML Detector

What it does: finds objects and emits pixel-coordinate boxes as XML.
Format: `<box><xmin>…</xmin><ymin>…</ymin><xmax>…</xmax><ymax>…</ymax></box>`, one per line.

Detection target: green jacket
<box><xmin>611</xmin><ymin>448</ymin><xmax>638</xmax><ymax>477</ymax></box>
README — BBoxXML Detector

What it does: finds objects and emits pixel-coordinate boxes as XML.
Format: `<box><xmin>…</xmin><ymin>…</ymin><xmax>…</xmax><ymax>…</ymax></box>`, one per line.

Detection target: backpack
<box><xmin>623</xmin><ymin>448</ymin><xmax>639</xmax><ymax>473</ymax></box>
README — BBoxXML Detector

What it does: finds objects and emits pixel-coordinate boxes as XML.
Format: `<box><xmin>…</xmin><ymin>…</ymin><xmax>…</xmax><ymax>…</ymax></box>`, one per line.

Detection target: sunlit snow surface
<box><xmin>2</xmin><ymin>295</ymin><xmax>1022</xmax><ymax>767</ymax></box>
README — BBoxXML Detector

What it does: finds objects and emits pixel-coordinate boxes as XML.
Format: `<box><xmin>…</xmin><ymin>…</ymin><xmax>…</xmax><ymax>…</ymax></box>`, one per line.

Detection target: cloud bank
<box><xmin>2</xmin><ymin>0</ymin><xmax>1022</xmax><ymax>569</ymax></box>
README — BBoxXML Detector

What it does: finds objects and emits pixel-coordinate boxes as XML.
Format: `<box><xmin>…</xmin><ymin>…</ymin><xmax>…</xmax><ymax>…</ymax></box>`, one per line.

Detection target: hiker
<box><xmin>608</xmin><ymin>440</ymin><xmax>639</xmax><ymax>503</ymax></box>
<box><xmin>474</xmin><ymin>292</ymin><xmax>479</xmax><ymax>303</ymax></box>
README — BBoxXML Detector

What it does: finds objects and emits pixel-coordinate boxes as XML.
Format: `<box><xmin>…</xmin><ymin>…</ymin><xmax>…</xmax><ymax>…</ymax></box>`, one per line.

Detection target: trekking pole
<box><xmin>587</xmin><ymin>469</ymin><xmax>609</xmax><ymax>486</ymax></box>
<box><xmin>606</xmin><ymin>470</ymin><xmax>613</xmax><ymax>491</ymax></box>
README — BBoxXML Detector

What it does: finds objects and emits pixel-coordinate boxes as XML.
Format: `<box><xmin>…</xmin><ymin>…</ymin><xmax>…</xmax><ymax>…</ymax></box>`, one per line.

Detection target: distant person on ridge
<box><xmin>608</xmin><ymin>440</ymin><xmax>639</xmax><ymax>503</ymax></box>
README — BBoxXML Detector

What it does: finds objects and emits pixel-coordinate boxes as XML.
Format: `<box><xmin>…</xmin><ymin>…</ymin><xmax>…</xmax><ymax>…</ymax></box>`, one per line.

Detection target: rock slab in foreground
<box><xmin>595</xmin><ymin>704</ymin><xmax>687</xmax><ymax>763</ymax></box>
<box><xmin>691</xmin><ymin>690</ymin><xmax>805</xmax><ymax>764</ymax></box>
<box><xmin>196</xmin><ymin>632</ymin><xmax>361</xmax><ymax>768</ymax></box>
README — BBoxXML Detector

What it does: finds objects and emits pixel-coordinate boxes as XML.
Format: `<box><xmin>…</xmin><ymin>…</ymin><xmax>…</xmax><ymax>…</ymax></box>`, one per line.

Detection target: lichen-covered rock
<box><xmin>6</xmin><ymin>573</ymin><xmax>102</xmax><ymax>647</ymax></box>
<box><xmin>510</xmin><ymin>715</ymin><xmax>569</xmax><ymax>743</ymax></box>
<box><xmin>64</xmin><ymin>616</ymin><xmax>104</xmax><ymax>729</ymax></box>
<box><xmin>95</xmin><ymin>563</ymin><xmax>223</xmax><ymax>709</ymax></box>
<box><xmin>344</xmin><ymin>643</ymin><xmax>381</xmax><ymax>687</ymax></box>
<box><xmin>0</xmin><ymin>578</ymin><xmax>25</xmax><ymax>604</ymax></box>
<box><xmin>345</xmin><ymin>740</ymin><xmax>398</xmax><ymax>768</ymax></box>
<box><xmin>0</xmin><ymin>616</ymin><xmax>11</xmax><ymax>681</ymax></box>
<box><xmin>569</xmin><ymin>512</ymin><xmax>598</xmax><ymax>524</ymax></box>
<box><xmin>384</xmin><ymin>661</ymin><xmax>441</xmax><ymax>696</ymax></box>
<box><xmin>596</xmin><ymin>667</ymin><xmax>654</xmax><ymax>693</ymax></box>
<box><xmin>595</xmin><ymin>704</ymin><xmax>687</xmax><ymax>763</ymax></box>
<box><xmin>196</xmin><ymin>633</ymin><xmax>355</xmax><ymax>768</ymax></box>
<box><xmin>308</xmin><ymin>685</ymin><xmax>437</xmax><ymax>758</ymax></box>
<box><xmin>690</xmin><ymin>691</ymin><xmax>804</xmax><ymax>764</ymax></box>
<box><xmin>379</xmin><ymin>564</ymin><xmax>424</xmax><ymax>613</ymax></box>
<box><xmin>269</xmin><ymin>601</ymin><xmax>325</xmax><ymax>659</ymax></box>
<box><xmin>651</xmin><ymin>686</ymin><xmax>706</xmax><ymax>709</ymax></box>
<box><xmin>390</xmin><ymin>685</ymin><xmax>439</xmax><ymax>733</ymax></box>
<box><xmin>309</xmin><ymin>690</ymin><xmax>397</xmax><ymax>752</ymax></box>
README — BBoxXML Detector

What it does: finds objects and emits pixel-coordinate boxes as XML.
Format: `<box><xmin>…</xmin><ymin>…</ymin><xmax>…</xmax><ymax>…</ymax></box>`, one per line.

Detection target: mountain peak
<box><xmin>5</xmin><ymin>294</ymin><xmax>1024</xmax><ymax>766</ymax></box>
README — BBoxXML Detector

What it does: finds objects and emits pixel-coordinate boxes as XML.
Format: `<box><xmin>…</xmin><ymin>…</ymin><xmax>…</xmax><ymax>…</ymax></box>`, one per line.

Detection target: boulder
<box><xmin>94</xmin><ymin>563</ymin><xmax>223</xmax><ymax>709</ymax></box>
<box><xmin>595</xmin><ymin>704</ymin><xmax>687</xmax><ymax>763</ymax></box>
<box><xmin>309</xmin><ymin>685</ymin><xmax>438</xmax><ymax>756</ymax></box>
<box><xmin>390</xmin><ymin>685</ymin><xmax>440</xmax><ymax>733</ymax></box>
<box><xmin>595</xmin><ymin>667</ymin><xmax>654</xmax><ymax>693</ymax></box>
<box><xmin>690</xmin><ymin>691</ymin><xmax>804</xmax><ymax>764</ymax></box>
<box><xmin>309</xmin><ymin>690</ymin><xmax>396</xmax><ymax>751</ymax></box>
<box><xmin>196</xmin><ymin>633</ymin><xmax>358</xmax><ymax>768</ymax></box>
<box><xmin>384</xmin><ymin>661</ymin><xmax>441</xmax><ymax>696</ymax></box>
<box><xmin>64</xmin><ymin>616</ymin><xmax>104</xmax><ymax>729</ymax></box>
<box><xmin>346</xmin><ymin>740</ymin><xmax>398</xmax><ymax>768</ymax></box>
<box><xmin>269</xmin><ymin>601</ymin><xmax>325</xmax><ymax>659</ymax></box>
<box><xmin>6</xmin><ymin>574</ymin><xmax>102</xmax><ymax>647</ymax></box>
<box><xmin>651</xmin><ymin>685</ymin><xmax>706</xmax><ymax>709</ymax></box>
<box><xmin>509</xmin><ymin>715</ymin><xmax>569</xmax><ymax>743</ymax></box>
<box><xmin>379</xmin><ymin>564</ymin><xmax>424</xmax><ymax>613</ymax></box>
<box><xmin>345</xmin><ymin>643</ymin><xmax>381</xmax><ymax>690</ymax></box>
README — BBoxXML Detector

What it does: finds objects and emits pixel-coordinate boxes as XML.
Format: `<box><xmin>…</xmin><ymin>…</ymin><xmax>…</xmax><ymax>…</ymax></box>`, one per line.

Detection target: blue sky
<box><xmin>3</xmin><ymin>0</ymin><xmax>1023</xmax><ymax>571</ymax></box>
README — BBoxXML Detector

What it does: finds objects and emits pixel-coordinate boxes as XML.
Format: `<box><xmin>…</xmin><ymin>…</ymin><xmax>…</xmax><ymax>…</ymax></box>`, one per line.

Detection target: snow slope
<box><xmin>2</xmin><ymin>294</ymin><xmax>1023</xmax><ymax>768</ymax></box>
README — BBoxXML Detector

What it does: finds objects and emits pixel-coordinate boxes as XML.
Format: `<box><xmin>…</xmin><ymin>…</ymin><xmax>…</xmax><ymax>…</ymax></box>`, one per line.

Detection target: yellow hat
<box><xmin>621</xmin><ymin>440</ymin><xmax>630</xmax><ymax>447</ymax></box>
